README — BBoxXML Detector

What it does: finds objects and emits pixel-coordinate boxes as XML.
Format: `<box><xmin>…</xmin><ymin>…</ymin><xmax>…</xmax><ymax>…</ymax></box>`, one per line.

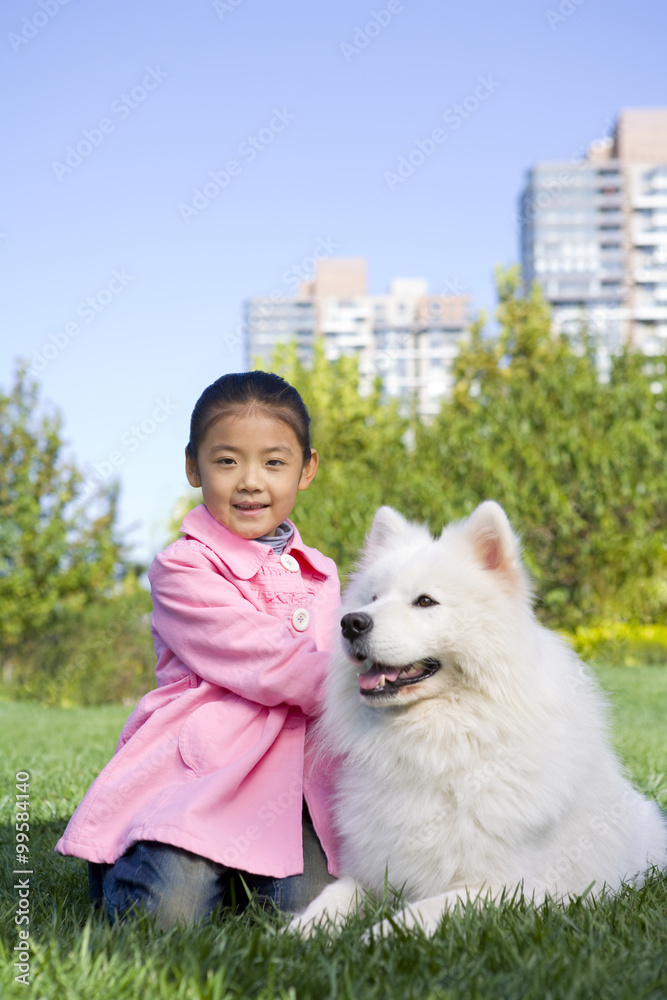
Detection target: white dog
<box><xmin>292</xmin><ymin>501</ymin><xmax>667</xmax><ymax>936</ymax></box>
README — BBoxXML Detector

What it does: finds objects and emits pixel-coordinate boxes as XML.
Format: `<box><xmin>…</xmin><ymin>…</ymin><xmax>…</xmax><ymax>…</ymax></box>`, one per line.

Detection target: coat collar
<box><xmin>179</xmin><ymin>504</ymin><xmax>332</xmax><ymax>581</ymax></box>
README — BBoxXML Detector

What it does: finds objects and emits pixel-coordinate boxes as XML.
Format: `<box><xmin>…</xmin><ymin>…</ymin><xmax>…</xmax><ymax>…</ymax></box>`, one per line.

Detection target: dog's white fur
<box><xmin>292</xmin><ymin>501</ymin><xmax>667</xmax><ymax>936</ymax></box>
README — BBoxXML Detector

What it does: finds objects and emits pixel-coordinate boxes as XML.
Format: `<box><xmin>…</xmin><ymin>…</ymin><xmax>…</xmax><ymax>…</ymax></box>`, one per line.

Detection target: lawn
<box><xmin>1</xmin><ymin>665</ymin><xmax>666</xmax><ymax>1000</ymax></box>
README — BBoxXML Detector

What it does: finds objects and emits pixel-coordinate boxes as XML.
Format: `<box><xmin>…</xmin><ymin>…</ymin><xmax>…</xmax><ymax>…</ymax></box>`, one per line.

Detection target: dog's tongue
<box><xmin>357</xmin><ymin>666</ymin><xmax>401</xmax><ymax>691</ymax></box>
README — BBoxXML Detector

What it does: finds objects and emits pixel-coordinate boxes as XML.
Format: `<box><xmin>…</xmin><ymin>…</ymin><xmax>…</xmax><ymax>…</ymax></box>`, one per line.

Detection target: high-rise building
<box><xmin>519</xmin><ymin>108</ymin><xmax>667</xmax><ymax>357</ymax></box>
<box><xmin>244</xmin><ymin>259</ymin><xmax>471</xmax><ymax>415</ymax></box>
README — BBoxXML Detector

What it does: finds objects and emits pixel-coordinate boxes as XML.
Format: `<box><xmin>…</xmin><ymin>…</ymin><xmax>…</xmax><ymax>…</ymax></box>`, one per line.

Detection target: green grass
<box><xmin>1</xmin><ymin>667</ymin><xmax>666</xmax><ymax>1000</ymax></box>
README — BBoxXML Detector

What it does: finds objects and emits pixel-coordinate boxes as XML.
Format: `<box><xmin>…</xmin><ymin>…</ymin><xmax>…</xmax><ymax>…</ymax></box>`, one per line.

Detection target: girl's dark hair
<box><xmin>186</xmin><ymin>371</ymin><xmax>312</xmax><ymax>464</ymax></box>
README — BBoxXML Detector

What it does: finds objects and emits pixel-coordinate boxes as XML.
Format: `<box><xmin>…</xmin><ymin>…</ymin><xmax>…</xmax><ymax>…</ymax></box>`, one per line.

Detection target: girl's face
<box><xmin>185</xmin><ymin>409</ymin><xmax>318</xmax><ymax>539</ymax></box>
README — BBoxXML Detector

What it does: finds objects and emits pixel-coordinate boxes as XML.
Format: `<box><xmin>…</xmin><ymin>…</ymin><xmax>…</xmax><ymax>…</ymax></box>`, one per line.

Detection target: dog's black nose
<box><xmin>341</xmin><ymin>612</ymin><xmax>373</xmax><ymax>640</ymax></box>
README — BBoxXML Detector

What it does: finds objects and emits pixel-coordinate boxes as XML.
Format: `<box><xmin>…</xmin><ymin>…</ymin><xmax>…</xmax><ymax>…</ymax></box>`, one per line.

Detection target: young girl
<box><xmin>56</xmin><ymin>371</ymin><xmax>341</xmax><ymax>928</ymax></box>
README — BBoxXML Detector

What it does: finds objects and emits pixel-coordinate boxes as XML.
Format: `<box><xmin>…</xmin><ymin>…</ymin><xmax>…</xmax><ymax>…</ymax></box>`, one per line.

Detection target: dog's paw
<box><xmin>286</xmin><ymin>912</ymin><xmax>322</xmax><ymax>938</ymax></box>
<box><xmin>286</xmin><ymin>905</ymin><xmax>347</xmax><ymax>939</ymax></box>
<box><xmin>365</xmin><ymin>906</ymin><xmax>422</xmax><ymax>942</ymax></box>
<box><xmin>286</xmin><ymin>876</ymin><xmax>363</xmax><ymax>938</ymax></box>
<box><xmin>365</xmin><ymin>894</ymin><xmax>462</xmax><ymax>941</ymax></box>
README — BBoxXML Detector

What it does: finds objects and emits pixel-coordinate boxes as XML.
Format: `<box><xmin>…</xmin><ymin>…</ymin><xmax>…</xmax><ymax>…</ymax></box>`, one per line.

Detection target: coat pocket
<box><xmin>177</xmin><ymin>694</ymin><xmax>282</xmax><ymax>777</ymax></box>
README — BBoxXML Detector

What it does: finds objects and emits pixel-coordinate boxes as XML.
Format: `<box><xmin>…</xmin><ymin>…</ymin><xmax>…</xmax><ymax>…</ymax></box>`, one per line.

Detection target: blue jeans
<box><xmin>89</xmin><ymin>807</ymin><xmax>334</xmax><ymax>929</ymax></box>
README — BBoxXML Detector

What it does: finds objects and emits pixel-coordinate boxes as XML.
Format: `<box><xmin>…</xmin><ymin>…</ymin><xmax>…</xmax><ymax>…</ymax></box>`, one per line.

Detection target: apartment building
<box><xmin>520</xmin><ymin>108</ymin><xmax>667</xmax><ymax>356</ymax></box>
<box><xmin>244</xmin><ymin>258</ymin><xmax>471</xmax><ymax>416</ymax></box>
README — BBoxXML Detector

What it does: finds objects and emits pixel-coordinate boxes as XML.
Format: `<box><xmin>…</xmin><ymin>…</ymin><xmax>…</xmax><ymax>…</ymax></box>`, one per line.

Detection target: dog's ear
<box><xmin>365</xmin><ymin>506</ymin><xmax>415</xmax><ymax>557</ymax></box>
<box><xmin>464</xmin><ymin>501</ymin><xmax>520</xmax><ymax>574</ymax></box>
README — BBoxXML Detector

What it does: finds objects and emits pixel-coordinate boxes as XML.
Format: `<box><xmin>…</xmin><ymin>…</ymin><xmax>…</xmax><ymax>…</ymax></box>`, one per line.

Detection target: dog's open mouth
<box><xmin>357</xmin><ymin>658</ymin><xmax>441</xmax><ymax>697</ymax></box>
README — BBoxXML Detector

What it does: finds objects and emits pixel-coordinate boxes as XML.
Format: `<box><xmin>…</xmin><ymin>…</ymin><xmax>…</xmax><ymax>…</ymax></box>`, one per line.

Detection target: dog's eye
<box><xmin>414</xmin><ymin>594</ymin><xmax>438</xmax><ymax>608</ymax></box>
<box><xmin>371</xmin><ymin>595</ymin><xmax>378</xmax><ymax>602</ymax></box>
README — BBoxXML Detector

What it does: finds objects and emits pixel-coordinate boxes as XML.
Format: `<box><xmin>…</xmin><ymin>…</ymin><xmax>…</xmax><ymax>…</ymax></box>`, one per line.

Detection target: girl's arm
<box><xmin>149</xmin><ymin>539</ymin><xmax>332</xmax><ymax>716</ymax></box>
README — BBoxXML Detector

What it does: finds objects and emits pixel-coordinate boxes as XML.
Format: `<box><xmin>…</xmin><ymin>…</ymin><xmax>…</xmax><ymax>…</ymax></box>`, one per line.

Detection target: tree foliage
<box><xmin>3</xmin><ymin>265</ymin><xmax>663</xmax><ymax>706</ymax></box>
<box><xmin>0</xmin><ymin>365</ymin><xmax>133</xmax><ymax>661</ymax></box>
<box><xmin>408</xmin><ymin>268</ymin><xmax>667</xmax><ymax>625</ymax></box>
<box><xmin>9</xmin><ymin>261</ymin><xmax>662</xmax><ymax>708</ymax></box>
<box><xmin>14</xmin><ymin>577</ymin><xmax>156</xmax><ymax>707</ymax></box>
<box><xmin>267</xmin><ymin>269</ymin><xmax>667</xmax><ymax>627</ymax></box>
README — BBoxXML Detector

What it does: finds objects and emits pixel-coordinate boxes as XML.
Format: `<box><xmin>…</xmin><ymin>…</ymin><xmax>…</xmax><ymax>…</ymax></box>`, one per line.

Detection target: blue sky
<box><xmin>2</xmin><ymin>0</ymin><xmax>666</xmax><ymax>564</ymax></box>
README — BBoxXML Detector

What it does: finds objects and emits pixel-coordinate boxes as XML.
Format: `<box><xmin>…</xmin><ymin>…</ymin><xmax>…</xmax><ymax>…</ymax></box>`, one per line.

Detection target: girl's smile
<box><xmin>185</xmin><ymin>409</ymin><xmax>319</xmax><ymax>539</ymax></box>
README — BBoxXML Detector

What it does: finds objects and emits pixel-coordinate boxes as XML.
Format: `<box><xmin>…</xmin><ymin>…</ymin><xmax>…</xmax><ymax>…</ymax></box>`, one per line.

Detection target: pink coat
<box><xmin>56</xmin><ymin>504</ymin><xmax>342</xmax><ymax>878</ymax></box>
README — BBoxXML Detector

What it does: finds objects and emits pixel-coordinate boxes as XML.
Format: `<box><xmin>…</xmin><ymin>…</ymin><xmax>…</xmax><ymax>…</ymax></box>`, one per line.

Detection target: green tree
<box><xmin>172</xmin><ymin>272</ymin><xmax>667</xmax><ymax>629</ymax></box>
<box><xmin>0</xmin><ymin>365</ymin><xmax>133</xmax><ymax>667</ymax></box>
<box><xmin>410</xmin><ymin>268</ymin><xmax>667</xmax><ymax>625</ymax></box>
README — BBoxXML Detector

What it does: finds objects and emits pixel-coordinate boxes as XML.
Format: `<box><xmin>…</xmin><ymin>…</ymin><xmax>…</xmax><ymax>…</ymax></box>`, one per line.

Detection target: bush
<box><xmin>1</xmin><ymin>578</ymin><xmax>156</xmax><ymax>707</ymax></box>
<box><xmin>255</xmin><ymin>271</ymin><xmax>667</xmax><ymax>628</ymax></box>
<box><xmin>565</xmin><ymin>622</ymin><xmax>667</xmax><ymax>667</ymax></box>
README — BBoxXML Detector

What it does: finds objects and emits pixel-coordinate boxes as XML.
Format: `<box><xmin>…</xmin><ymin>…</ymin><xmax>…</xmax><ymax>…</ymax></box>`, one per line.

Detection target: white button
<box><xmin>292</xmin><ymin>608</ymin><xmax>310</xmax><ymax>631</ymax></box>
<box><xmin>280</xmin><ymin>553</ymin><xmax>299</xmax><ymax>572</ymax></box>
